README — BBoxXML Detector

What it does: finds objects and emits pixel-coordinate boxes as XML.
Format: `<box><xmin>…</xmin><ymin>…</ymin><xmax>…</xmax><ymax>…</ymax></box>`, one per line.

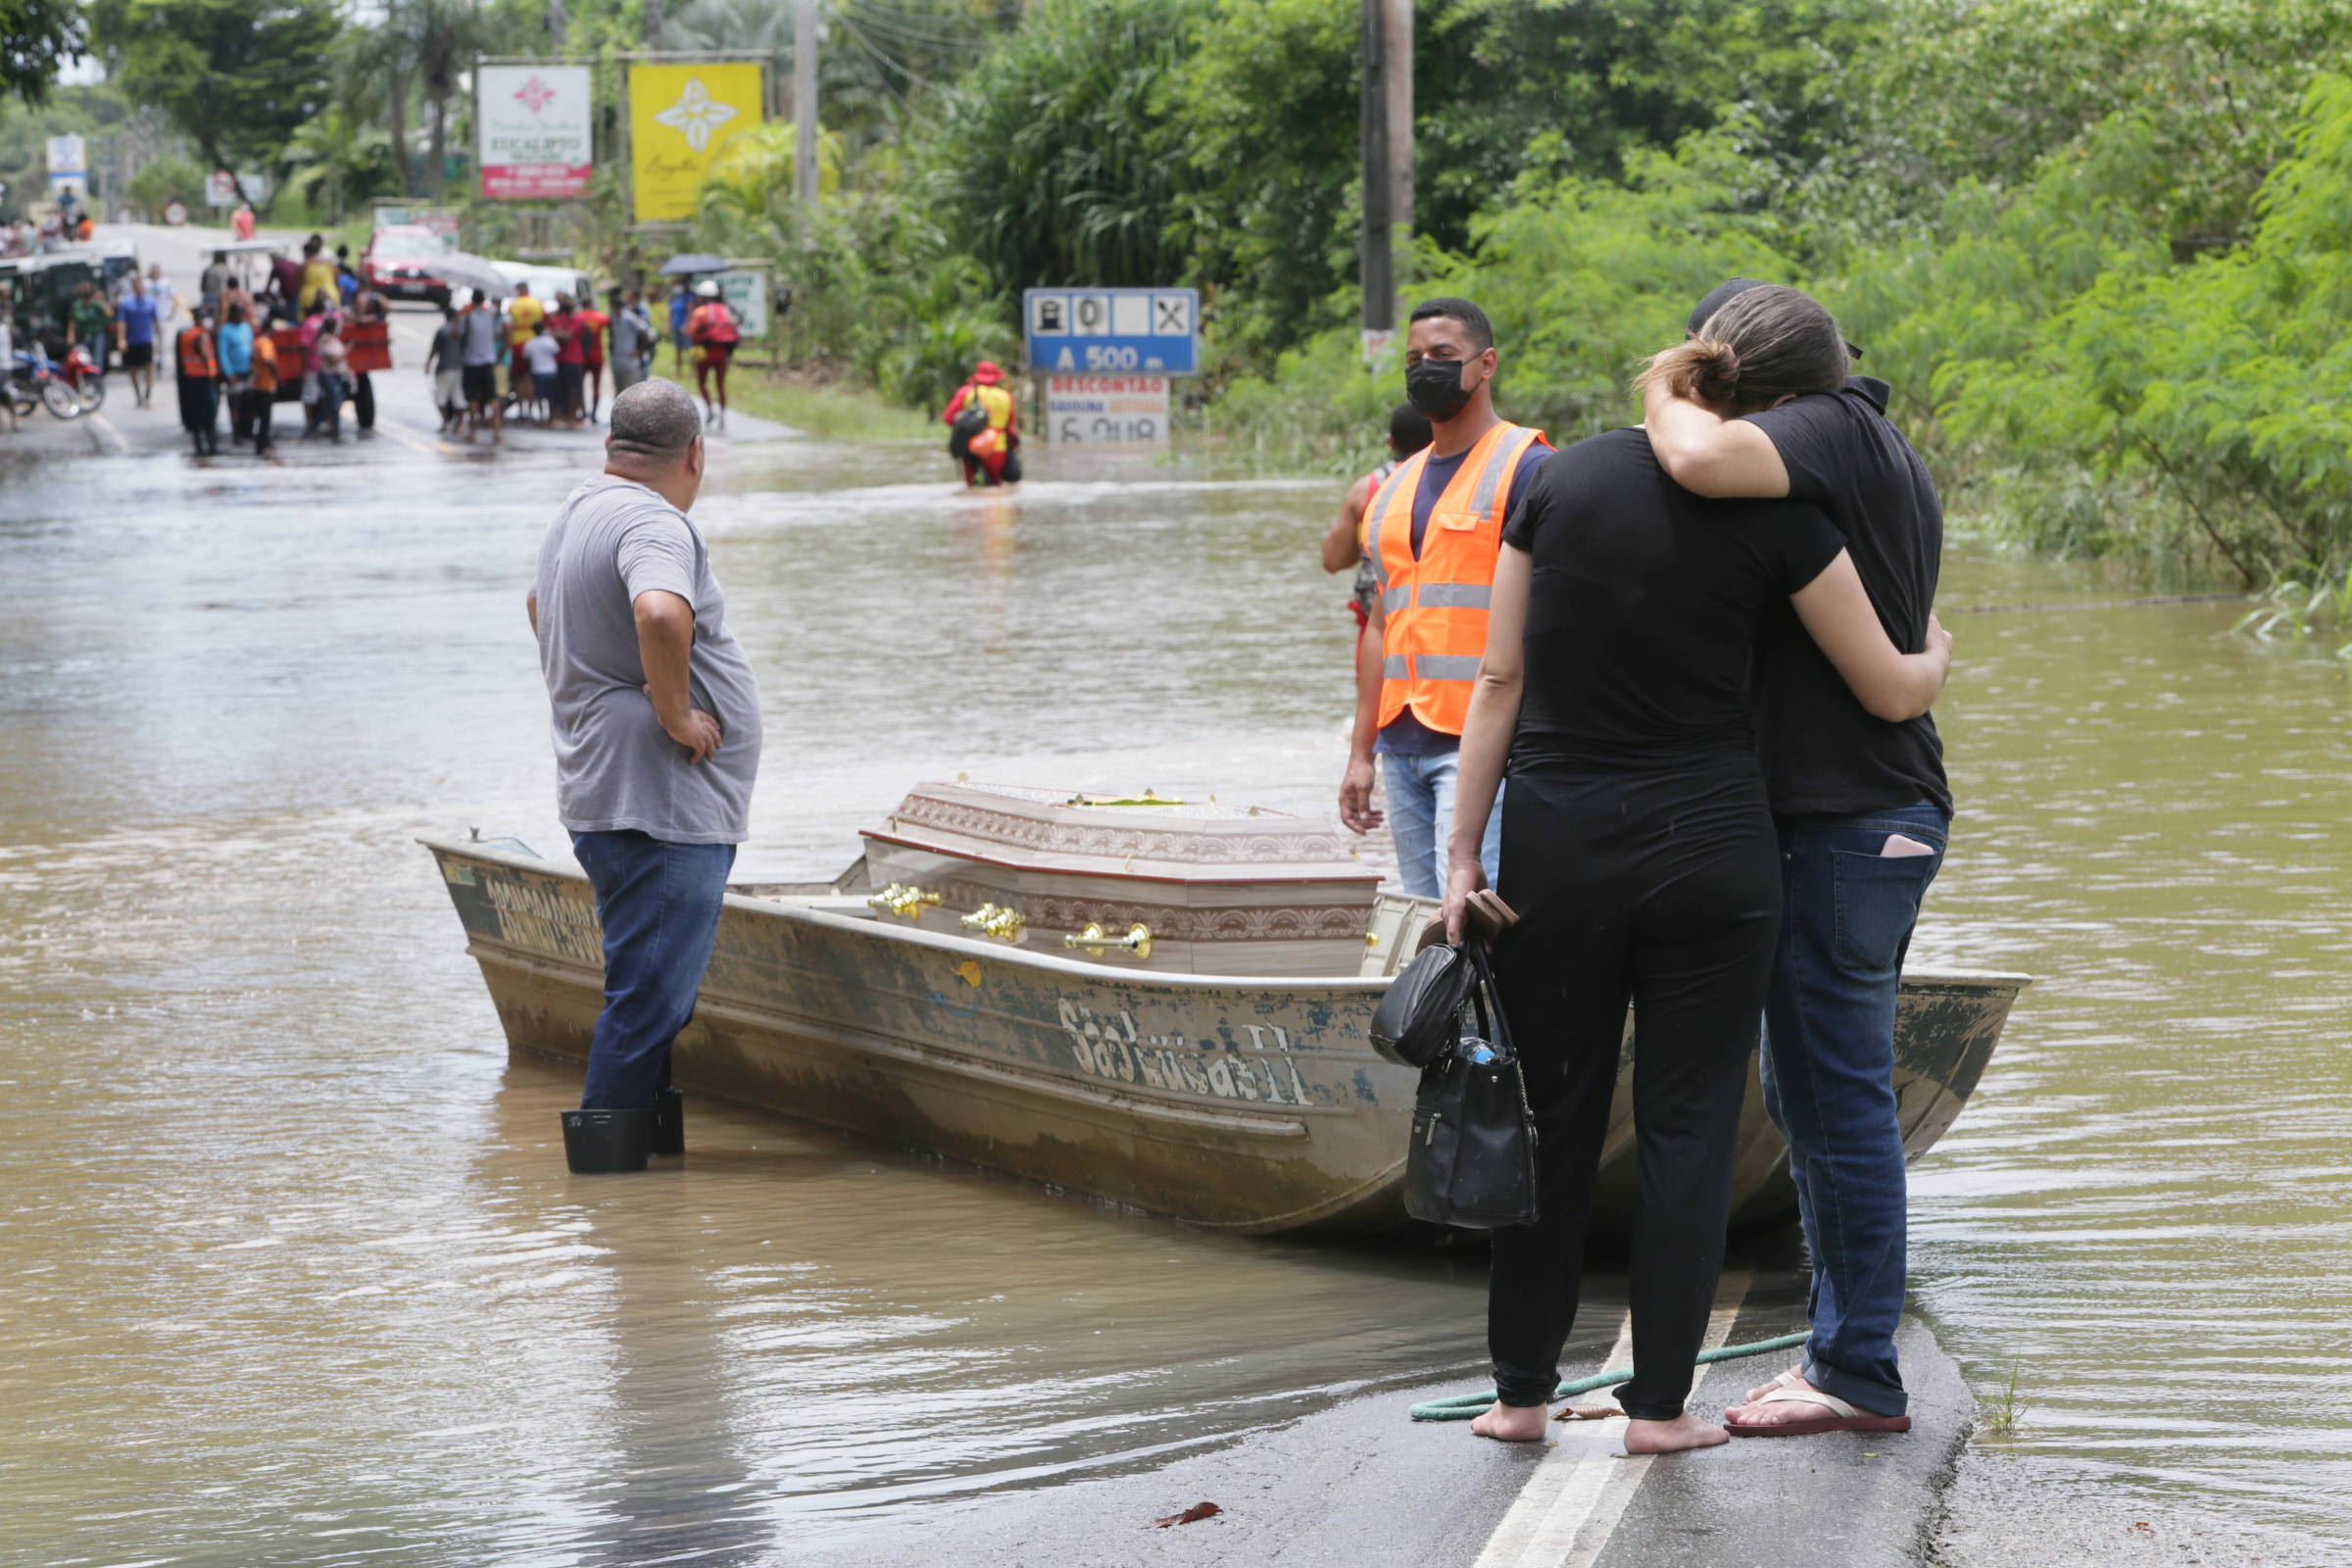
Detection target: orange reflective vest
<box><xmin>250</xmin><ymin>335</ymin><xmax>279</xmax><ymax>394</ymax></box>
<box><xmin>1363</xmin><ymin>420</ymin><xmax>1549</xmax><ymax>735</ymax></box>
<box><xmin>176</xmin><ymin>327</ymin><xmax>219</xmax><ymax>379</ymax></box>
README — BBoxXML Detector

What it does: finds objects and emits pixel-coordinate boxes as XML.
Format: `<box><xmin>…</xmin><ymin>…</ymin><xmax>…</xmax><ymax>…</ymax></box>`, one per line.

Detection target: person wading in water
<box><xmin>527</xmin><ymin>379</ymin><xmax>765</xmax><ymax>1166</ymax></box>
<box><xmin>1339</xmin><ymin>298</ymin><xmax>1549</xmax><ymax>899</ymax></box>
<box><xmin>1443</xmin><ymin>285</ymin><xmax>1950</xmax><ymax>1453</ymax></box>
<box><xmin>1641</xmin><ymin>279</ymin><xmax>1954</xmax><ymax>1439</ymax></box>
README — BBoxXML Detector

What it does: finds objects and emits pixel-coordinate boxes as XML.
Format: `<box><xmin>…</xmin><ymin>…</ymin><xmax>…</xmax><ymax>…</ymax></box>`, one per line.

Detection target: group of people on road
<box><xmin>1</xmin><ymin>197</ymin><xmax>95</xmax><ymax>258</ymax></box>
<box><xmin>1324</xmin><ymin>283</ymin><xmax>1951</xmax><ymax>1454</ymax></box>
<box><xmin>428</xmin><ymin>283</ymin><xmax>662</xmax><ymax>445</ymax></box>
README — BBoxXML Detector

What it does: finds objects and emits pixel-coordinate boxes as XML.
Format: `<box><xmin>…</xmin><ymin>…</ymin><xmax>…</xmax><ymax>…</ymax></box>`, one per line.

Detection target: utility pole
<box><xmin>1386</xmin><ymin>0</ymin><xmax>1412</xmax><ymax>279</ymax></box>
<box><xmin>795</xmin><ymin>0</ymin><xmax>819</xmax><ymax>206</ymax></box>
<box><xmin>1358</xmin><ymin>0</ymin><xmax>1392</xmax><ymax>349</ymax></box>
<box><xmin>1359</xmin><ymin>0</ymin><xmax>1411</xmax><ymax>357</ymax></box>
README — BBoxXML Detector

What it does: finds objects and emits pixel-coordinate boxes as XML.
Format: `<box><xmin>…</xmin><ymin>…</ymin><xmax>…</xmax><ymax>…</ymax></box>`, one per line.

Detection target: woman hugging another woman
<box><xmin>1442</xmin><ymin>286</ymin><xmax>1950</xmax><ymax>1453</ymax></box>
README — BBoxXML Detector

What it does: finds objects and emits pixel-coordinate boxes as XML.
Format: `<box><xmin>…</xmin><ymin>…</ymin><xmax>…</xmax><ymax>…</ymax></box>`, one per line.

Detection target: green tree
<box><xmin>1857</xmin><ymin>0</ymin><xmax>2352</xmax><ymax>255</ymax></box>
<box><xmin>84</xmin><ymin>0</ymin><xmax>340</xmax><ymax>201</ymax></box>
<box><xmin>2</xmin><ymin>0</ymin><xmax>84</xmax><ymax>106</ymax></box>
<box><xmin>283</xmin><ymin>107</ymin><xmax>397</xmax><ymax>221</ymax></box>
<box><xmin>925</xmin><ymin>0</ymin><xmax>1216</xmax><ymax>292</ymax></box>
<box><xmin>1173</xmin><ymin>0</ymin><xmax>1883</xmax><ymax>358</ymax></box>
<box><xmin>1937</xmin><ymin>75</ymin><xmax>2352</xmax><ymax>589</ymax></box>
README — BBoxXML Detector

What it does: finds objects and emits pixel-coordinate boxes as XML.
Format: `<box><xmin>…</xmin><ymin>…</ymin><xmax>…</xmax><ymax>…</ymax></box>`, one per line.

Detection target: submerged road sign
<box><xmin>1024</xmin><ymin>287</ymin><xmax>1198</xmax><ymax>375</ymax></box>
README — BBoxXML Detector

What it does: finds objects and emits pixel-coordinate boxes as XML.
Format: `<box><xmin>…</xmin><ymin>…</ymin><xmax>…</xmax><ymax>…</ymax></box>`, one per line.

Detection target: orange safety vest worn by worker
<box><xmin>176</xmin><ymin>326</ymin><xmax>219</xmax><ymax>379</ymax></box>
<box><xmin>250</xmin><ymin>334</ymin><xmax>279</xmax><ymax>394</ymax></box>
<box><xmin>1362</xmin><ymin>420</ymin><xmax>1548</xmax><ymax>736</ymax></box>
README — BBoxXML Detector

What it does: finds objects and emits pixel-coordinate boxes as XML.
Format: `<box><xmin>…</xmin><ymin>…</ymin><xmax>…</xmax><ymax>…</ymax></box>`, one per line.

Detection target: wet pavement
<box><xmin>3</xmin><ymin>226</ymin><xmax>2350</xmax><ymax>1564</ymax></box>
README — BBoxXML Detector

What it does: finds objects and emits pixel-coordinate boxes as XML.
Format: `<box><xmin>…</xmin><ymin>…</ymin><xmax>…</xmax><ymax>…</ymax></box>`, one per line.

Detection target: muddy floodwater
<box><xmin>2</xmin><ymin>429</ymin><xmax>2348</xmax><ymax>1564</ymax></box>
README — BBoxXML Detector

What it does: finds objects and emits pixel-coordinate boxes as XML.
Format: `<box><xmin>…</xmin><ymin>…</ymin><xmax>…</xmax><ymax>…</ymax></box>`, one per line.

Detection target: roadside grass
<box><xmin>1979</xmin><ymin>1361</ymin><xmax>2028</xmax><ymax>1439</ymax></box>
<box><xmin>719</xmin><ymin>368</ymin><xmax>937</xmax><ymax>442</ymax></box>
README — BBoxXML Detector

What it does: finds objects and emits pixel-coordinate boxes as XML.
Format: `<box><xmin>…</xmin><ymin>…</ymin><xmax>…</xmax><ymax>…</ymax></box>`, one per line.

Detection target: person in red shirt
<box><xmin>575</xmin><ymin>297</ymin><xmax>611</xmax><ymax>424</ymax></box>
<box><xmin>548</xmin><ymin>295</ymin><xmax>586</xmax><ymax>429</ymax></box>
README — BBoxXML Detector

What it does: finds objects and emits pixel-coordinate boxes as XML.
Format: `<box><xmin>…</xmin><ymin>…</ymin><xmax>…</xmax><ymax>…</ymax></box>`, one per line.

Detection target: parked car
<box><xmin>360</xmin><ymin>225</ymin><xmax>455</xmax><ymax>305</ymax></box>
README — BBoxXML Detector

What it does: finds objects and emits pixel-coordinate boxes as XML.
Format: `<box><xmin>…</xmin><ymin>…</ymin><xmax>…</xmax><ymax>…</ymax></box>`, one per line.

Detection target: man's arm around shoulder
<box><xmin>1642</xmin><ymin>379</ymin><xmax>1790</xmax><ymax>499</ymax></box>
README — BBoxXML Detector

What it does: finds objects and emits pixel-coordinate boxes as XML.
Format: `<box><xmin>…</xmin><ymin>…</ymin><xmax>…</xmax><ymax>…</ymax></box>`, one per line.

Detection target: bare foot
<box><xmin>1469</xmin><ymin>1400</ymin><xmax>1549</xmax><ymax>1442</ymax></box>
<box><xmin>1624</xmin><ymin>1413</ymin><xmax>1729</xmax><ymax>1453</ymax></box>
<box><xmin>1726</xmin><ymin>1373</ymin><xmax>1838</xmax><ymax>1428</ymax></box>
<box><xmin>1743</xmin><ymin>1364</ymin><xmax>1803</xmax><ymax>1404</ymax></box>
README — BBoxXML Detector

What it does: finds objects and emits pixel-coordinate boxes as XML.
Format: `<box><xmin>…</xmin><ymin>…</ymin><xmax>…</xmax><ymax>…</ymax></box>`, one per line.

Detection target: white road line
<box><xmin>1474</xmin><ymin>1273</ymin><xmax>1754</xmax><ymax>1568</ymax></box>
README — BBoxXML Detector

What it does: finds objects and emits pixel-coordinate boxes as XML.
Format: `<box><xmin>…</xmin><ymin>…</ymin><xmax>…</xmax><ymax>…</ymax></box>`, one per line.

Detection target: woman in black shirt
<box><xmin>1442</xmin><ymin>287</ymin><xmax>1951</xmax><ymax>1454</ymax></box>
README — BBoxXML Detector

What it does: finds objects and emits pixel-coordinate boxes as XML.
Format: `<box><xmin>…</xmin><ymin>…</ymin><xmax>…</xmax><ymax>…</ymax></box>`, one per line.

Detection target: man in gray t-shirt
<box><xmin>529</xmin><ymin>379</ymin><xmax>762</xmax><ymax>1160</ymax></box>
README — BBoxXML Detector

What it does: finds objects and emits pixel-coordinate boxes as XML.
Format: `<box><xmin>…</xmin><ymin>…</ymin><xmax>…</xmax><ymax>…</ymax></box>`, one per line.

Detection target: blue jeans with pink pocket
<box><xmin>1762</xmin><ymin>803</ymin><xmax>1948</xmax><ymax>1418</ymax></box>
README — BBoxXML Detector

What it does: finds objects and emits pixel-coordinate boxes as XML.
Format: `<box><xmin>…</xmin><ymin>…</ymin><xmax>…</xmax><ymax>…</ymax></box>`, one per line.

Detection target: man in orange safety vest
<box><xmin>1339</xmin><ymin>297</ymin><xmax>1549</xmax><ymax>896</ymax></box>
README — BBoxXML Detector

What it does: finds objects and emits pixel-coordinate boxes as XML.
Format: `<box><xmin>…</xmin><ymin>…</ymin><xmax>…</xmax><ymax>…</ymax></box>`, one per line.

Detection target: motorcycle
<box><xmin>55</xmin><ymin>341</ymin><xmax>106</xmax><ymax>413</ymax></box>
<box><xmin>9</xmin><ymin>346</ymin><xmax>84</xmax><ymax>420</ymax></box>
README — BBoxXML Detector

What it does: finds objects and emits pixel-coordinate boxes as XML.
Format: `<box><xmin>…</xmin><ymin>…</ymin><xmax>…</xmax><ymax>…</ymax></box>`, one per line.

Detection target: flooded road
<box><xmin>3</xmin><ymin>415</ymin><xmax>2348</xmax><ymax>1562</ymax></box>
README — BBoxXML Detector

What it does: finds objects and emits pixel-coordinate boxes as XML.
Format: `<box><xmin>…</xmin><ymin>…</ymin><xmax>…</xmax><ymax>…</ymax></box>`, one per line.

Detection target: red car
<box><xmin>360</xmin><ymin>225</ymin><xmax>455</xmax><ymax>306</ymax></box>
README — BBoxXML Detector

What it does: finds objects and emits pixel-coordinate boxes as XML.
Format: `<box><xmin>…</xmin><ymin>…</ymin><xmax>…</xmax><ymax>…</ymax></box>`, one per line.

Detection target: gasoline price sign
<box><xmin>1024</xmin><ymin>287</ymin><xmax>1198</xmax><ymax>375</ymax></box>
<box><xmin>1045</xmin><ymin>374</ymin><xmax>1171</xmax><ymax>445</ymax></box>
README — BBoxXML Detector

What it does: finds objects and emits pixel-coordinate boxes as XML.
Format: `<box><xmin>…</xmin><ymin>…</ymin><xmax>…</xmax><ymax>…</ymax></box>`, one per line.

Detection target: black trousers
<box><xmin>1486</xmin><ymin>758</ymin><xmax>1782</xmax><ymax>1420</ymax></box>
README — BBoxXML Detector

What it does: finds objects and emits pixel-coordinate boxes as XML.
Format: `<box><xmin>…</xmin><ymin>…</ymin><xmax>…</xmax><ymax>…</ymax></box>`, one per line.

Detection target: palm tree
<box><xmin>383</xmin><ymin>0</ymin><xmax>484</xmax><ymax>196</ymax></box>
<box><xmin>285</xmin><ymin>109</ymin><xmax>394</xmax><ymax>221</ymax></box>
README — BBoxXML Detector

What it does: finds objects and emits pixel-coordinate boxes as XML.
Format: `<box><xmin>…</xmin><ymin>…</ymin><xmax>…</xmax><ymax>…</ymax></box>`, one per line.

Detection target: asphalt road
<box><xmin>816</xmin><ymin>1280</ymin><xmax>1978</xmax><ymax>1568</ymax></box>
<box><xmin>2</xmin><ymin>220</ymin><xmax>786</xmax><ymax>465</ymax></box>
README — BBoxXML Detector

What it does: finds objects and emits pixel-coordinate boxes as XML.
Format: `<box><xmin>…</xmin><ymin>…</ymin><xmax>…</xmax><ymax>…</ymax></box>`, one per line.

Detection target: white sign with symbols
<box><xmin>1024</xmin><ymin>287</ymin><xmax>1199</xmax><ymax>375</ymax></box>
<box><xmin>712</xmin><ymin>267</ymin><xmax>769</xmax><ymax>339</ymax></box>
<box><xmin>44</xmin><ymin>134</ymin><xmax>85</xmax><ymax>175</ymax></box>
<box><xmin>1046</xmin><ymin>373</ymin><xmax>1170</xmax><ymax>445</ymax></box>
<box><xmin>205</xmin><ymin>171</ymin><xmax>273</xmax><ymax>208</ymax></box>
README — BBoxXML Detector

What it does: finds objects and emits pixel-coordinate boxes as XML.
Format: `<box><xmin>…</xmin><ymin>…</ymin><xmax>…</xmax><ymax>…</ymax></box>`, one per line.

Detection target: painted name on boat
<box><xmin>1057</xmin><ymin>999</ymin><xmax>1316</xmax><ymax>1105</ymax></box>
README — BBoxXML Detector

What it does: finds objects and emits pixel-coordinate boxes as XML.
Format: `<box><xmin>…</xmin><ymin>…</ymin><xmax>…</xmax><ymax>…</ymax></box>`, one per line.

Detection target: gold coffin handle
<box><xmin>959</xmin><ymin>903</ymin><xmax>1027</xmax><ymax>942</ymax></box>
<box><xmin>1063</xmin><ymin>921</ymin><xmax>1154</xmax><ymax>960</ymax></box>
<box><xmin>865</xmin><ymin>882</ymin><xmax>944</xmax><ymax>921</ymax></box>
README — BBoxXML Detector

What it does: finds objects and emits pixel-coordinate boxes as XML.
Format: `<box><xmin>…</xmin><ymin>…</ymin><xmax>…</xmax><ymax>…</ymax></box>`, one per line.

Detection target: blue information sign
<box><xmin>1023</xmin><ymin>287</ymin><xmax>1200</xmax><ymax>375</ymax></box>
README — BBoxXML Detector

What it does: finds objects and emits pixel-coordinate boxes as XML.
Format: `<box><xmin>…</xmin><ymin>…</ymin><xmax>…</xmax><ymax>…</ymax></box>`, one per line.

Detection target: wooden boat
<box><xmin>423</xmin><ymin>783</ymin><xmax>2029</xmax><ymax>1235</ymax></box>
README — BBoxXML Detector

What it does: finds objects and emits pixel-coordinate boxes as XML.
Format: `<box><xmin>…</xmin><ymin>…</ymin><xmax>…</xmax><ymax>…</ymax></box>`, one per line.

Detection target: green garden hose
<box><xmin>1408</xmin><ymin>1331</ymin><xmax>1810</xmax><ymax>1421</ymax></box>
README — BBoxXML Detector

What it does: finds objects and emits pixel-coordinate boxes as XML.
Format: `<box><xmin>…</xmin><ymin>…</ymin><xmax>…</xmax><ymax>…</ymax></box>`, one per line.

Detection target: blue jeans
<box><xmin>1382</xmin><ymin>750</ymin><xmax>1502</xmax><ymax>899</ymax></box>
<box><xmin>1762</xmin><ymin>803</ymin><xmax>1948</xmax><ymax>1417</ymax></box>
<box><xmin>571</xmin><ymin>830</ymin><xmax>737</xmax><ymax>1110</ymax></box>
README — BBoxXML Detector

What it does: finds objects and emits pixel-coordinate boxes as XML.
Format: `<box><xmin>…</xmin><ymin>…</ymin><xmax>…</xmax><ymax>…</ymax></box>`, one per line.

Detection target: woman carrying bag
<box><xmin>1441</xmin><ymin>286</ymin><xmax>1952</xmax><ymax>1455</ymax></box>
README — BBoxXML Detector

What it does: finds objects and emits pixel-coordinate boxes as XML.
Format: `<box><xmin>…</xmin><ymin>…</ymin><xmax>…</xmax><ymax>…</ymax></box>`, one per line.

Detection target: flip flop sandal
<box><xmin>1725</xmin><ymin>1387</ymin><xmax>1912</xmax><ymax>1439</ymax></box>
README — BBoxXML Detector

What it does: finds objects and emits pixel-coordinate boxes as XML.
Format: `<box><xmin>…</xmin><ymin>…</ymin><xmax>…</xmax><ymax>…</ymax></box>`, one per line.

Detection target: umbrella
<box><xmin>425</xmin><ymin>251</ymin><xmax>513</xmax><ymax>301</ymax></box>
<box><xmin>659</xmin><ymin>253</ymin><xmax>731</xmax><ymax>275</ymax></box>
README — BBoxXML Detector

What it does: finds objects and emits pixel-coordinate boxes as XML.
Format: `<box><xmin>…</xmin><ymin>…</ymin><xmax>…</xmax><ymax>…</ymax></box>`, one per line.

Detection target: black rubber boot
<box><xmin>561</xmin><ymin>1107</ymin><xmax>654</xmax><ymax>1173</ymax></box>
<box><xmin>651</xmin><ymin>1088</ymin><xmax>685</xmax><ymax>1156</ymax></box>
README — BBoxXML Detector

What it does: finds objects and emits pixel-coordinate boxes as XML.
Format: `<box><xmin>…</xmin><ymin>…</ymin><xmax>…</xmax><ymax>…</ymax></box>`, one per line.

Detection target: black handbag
<box><xmin>1370</xmin><ymin>941</ymin><xmax>1479</xmax><ymax>1069</ymax></box>
<box><xmin>1403</xmin><ymin>942</ymin><xmax>1541</xmax><ymax>1229</ymax></box>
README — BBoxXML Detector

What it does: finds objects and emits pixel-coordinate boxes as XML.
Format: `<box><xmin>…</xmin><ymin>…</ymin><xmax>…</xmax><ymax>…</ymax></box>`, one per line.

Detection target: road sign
<box><xmin>1044</xmin><ymin>373</ymin><xmax>1171</xmax><ymax>445</ymax></box>
<box><xmin>205</xmin><ymin>172</ymin><xmax>273</xmax><ymax>208</ymax></box>
<box><xmin>713</xmin><ymin>266</ymin><xmax>769</xmax><ymax>338</ymax></box>
<box><xmin>1024</xmin><ymin>287</ymin><xmax>1198</xmax><ymax>375</ymax></box>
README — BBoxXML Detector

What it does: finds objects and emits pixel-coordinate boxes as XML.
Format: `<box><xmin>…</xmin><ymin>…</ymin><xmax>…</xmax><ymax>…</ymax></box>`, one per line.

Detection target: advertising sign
<box><xmin>713</xmin><ymin>267</ymin><xmax>769</xmax><ymax>338</ymax></box>
<box><xmin>1024</xmin><ymin>287</ymin><xmax>1198</xmax><ymax>375</ymax></box>
<box><xmin>1044</xmin><ymin>373</ymin><xmax>1171</xmax><ymax>445</ymax></box>
<box><xmin>629</xmin><ymin>62</ymin><xmax>764</xmax><ymax>223</ymax></box>
<box><xmin>479</xmin><ymin>65</ymin><xmax>594</xmax><ymax>200</ymax></box>
<box><xmin>44</xmin><ymin>134</ymin><xmax>85</xmax><ymax>175</ymax></box>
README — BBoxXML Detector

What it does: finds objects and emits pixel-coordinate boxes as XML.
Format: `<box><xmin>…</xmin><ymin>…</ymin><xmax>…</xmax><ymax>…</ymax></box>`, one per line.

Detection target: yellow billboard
<box><xmin>629</xmin><ymin>61</ymin><xmax>764</xmax><ymax>223</ymax></box>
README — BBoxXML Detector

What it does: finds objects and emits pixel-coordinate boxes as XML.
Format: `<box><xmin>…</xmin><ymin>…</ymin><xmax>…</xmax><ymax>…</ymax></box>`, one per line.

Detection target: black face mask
<box><xmin>1405</xmin><ymin>356</ymin><xmax>1478</xmax><ymax>421</ymax></box>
